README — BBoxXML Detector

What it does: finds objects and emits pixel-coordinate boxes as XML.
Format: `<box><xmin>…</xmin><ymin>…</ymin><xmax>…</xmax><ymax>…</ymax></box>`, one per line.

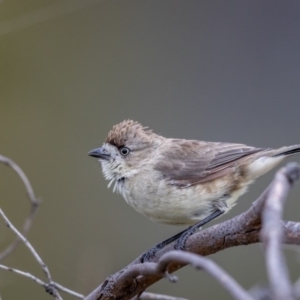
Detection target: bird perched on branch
<box><xmin>88</xmin><ymin>120</ymin><xmax>300</xmax><ymax>261</ymax></box>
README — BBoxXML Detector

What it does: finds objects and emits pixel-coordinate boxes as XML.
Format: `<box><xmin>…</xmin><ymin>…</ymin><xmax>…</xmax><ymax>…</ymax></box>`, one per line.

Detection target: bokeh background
<box><xmin>1</xmin><ymin>1</ymin><xmax>300</xmax><ymax>299</ymax></box>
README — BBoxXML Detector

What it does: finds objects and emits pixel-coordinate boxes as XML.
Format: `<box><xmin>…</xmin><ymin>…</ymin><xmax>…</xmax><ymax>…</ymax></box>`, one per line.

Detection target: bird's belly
<box><xmin>120</xmin><ymin>176</ymin><xmax>246</xmax><ymax>225</ymax></box>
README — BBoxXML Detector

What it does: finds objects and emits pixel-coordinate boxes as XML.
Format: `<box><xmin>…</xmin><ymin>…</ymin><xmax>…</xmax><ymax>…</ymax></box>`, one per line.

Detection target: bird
<box><xmin>88</xmin><ymin>120</ymin><xmax>300</xmax><ymax>261</ymax></box>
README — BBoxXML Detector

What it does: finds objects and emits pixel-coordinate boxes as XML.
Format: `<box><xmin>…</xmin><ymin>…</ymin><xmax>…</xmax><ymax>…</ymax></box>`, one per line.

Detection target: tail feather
<box><xmin>247</xmin><ymin>144</ymin><xmax>300</xmax><ymax>179</ymax></box>
<box><xmin>273</xmin><ymin>145</ymin><xmax>300</xmax><ymax>157</ymax></box>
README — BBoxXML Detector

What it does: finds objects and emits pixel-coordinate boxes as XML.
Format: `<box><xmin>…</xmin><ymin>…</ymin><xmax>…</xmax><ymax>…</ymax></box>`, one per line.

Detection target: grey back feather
<box><xmin>154</xmin><ymin>139</ymin><xmax>266</xmax><ymax>187</ymax></box>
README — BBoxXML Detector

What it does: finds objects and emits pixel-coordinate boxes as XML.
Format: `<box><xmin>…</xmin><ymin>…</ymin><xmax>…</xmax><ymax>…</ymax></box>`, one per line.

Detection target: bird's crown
<box><xmin>105</xmin><ymin>120</ymin><xmax>157</xmax><ymax>148</ymax></box>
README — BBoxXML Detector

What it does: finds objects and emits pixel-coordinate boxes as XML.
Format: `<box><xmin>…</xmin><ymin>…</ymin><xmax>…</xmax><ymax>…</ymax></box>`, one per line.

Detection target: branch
<box><xmin>0</xmin><ymin>155</ymin><xmax>40</xmax><ymax>261</ymax></box>
<box><xmin>0</xmin><ymin>208</ymin><xmax>63</xmax><ymax>300</ymax></box>
<box><xmin>0</xmin><ymin>155</ymin><xmax>85</xmax><ymax>299</ymax></box>
<box><xmin>260</xmin><ymin>163</ymin><xmax>300</xmax><ymax>300</ymax></box>
<box><xmin>85</xmin><ymin>163</ymin><xmax>300</xmax><ymax>300</ymax></box>
<box><xmin>136</xmin><ymin>292</ymin><xmax>189</xmax><ymax>300</ymax></box>
<box><xmin>0</xmin><ymin>207</ymin><xmax>85</xmax><ymax>299</ymax></box>
<box><xmin>0</xmin><ymin>264</ymin><xmax>84</xmax><ymax>299</ymax></box>
<box><xmin>156</xmin><ymin>251</ymin><xmax>254</xmax><ymax>300</ymax></box>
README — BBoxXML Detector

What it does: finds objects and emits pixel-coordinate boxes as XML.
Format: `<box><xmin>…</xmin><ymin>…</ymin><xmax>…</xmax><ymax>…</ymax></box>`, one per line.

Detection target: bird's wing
<box><xmin>154</xmin><ymin>139</ymin><xmax>267</xmax><ymax>187</ymax></box>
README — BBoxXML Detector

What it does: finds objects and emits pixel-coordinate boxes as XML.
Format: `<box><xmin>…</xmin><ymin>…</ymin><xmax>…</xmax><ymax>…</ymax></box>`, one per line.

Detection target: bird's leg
<box><xmin>173</xmin><ymin>209</ymin><xmax>224</xmax><ymax>250</ymax></box>
<box><xmin>140</xmin><ymin>209</ymin><xmax>224</xmax><ymax>263</ymax></box>
<box><xmin>141</xmin><ymin>229</ymin><xmax>189</xmax><ymax>263</ymax></box>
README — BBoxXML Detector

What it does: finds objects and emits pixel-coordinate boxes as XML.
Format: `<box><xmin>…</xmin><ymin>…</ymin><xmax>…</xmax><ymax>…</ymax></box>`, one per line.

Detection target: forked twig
<box><xmin>0</xmin><ymin>208</ymin><xmax>62</xmax><ymax>300</ymax></box>
<box><xmin>0</xmin><ymin>264</ymin><xmax>84</xmax><ymax>298</ymax></box>
<box><xmin>0</xmin><ymin>155</ymin><xmax>40</xmax><ymax>261</ymax></box>
<box><xmin>0</xmin><ymin>155</ymin><xmax>83</xmax><ymax>299</ymax></box>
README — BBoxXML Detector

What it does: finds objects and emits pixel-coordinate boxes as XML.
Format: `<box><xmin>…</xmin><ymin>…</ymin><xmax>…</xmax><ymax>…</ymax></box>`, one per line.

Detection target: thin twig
<box><xmin>0</xmin><ymin>208</ymin><xmax>62</xmax><ymax>300</ymax></box>
<box><xmin>0</xmin><ymin>264</ymin><xmax>48</xmax><ymax>286</ymax></box>
<box><xmin>0</xmin><ymin>155</ymin><xmax>40</xmax><ymax>261</ymax></box>
<box><xmin>116</xmin><ymin>263</ymin><xmax>158</xmax><ymax>287</ymax></box>
<box><xmin>156</xmin><ymin>251</ymin><xmax>254</xmax><ymax>300</ymax></box>
<box><xmin>137</xmin><ymin>292</ymin><xmax>189</xmax><ymax>300</ymax></box>
<box><xmin>260</xmin><ymin>163</ymin><xmax>300</xmax><ymax>300</ymax></box>
<box><xmin>0</xmin><ymin>264</ymin><xmax>84</xmax><ymax>299</ymax></box>
<box><xmin>54</xmin><ymin>281</ymin><xmax>85</xmax><ymax>298</ymax></box>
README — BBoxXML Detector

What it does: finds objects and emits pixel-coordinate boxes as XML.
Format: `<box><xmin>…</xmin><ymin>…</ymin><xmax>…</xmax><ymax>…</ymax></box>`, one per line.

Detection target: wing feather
<box><xmin>154</xmin><ymin>140</ymin><xmax>266</xmax><ymax>187</ymax></box>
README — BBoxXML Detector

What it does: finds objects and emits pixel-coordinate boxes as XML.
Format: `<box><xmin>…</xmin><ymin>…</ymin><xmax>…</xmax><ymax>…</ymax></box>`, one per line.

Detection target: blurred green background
<box><xmin>1</xmin><ymin>1</ymin><xmax>300</xmax><ymax>299</ymax></box>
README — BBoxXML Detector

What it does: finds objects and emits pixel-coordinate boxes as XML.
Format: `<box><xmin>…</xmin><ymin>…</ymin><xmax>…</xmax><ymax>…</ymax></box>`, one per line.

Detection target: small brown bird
<box><xmin>88</xmin><ymin>120</ymin><xmax>300</xmax><ymax>261</ymax></box>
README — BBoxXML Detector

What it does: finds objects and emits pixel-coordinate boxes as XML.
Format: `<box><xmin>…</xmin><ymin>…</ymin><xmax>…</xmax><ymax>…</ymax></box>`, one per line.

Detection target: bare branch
<box><xmin>86</xmin><ymin>222</ymin><xmax>300</xmax><ymax>300</ymax></box>
<box><xmin>282</xmin><ymin>221</ymin><xmax>300</xmax><ymax>243</ymax></box>
<box><xmin>116</xmin><ymin>262</ymin><xmax>158</xmax><ymax>286</ymax></box>
<box><xmin>0</xmin><ymin>155</ymin><xmax>87</xmax><ymax>299</ymax></box>
<box><xmin>156</xmin><ymin>251</ymin><xmax>254</xmax><ymax>300</ymax></box>
<box><xmin>53</xmin><ymin>282</ymin><xmax>85</xmax><ymax>298</ymax></box>
<box><xmin>0</xmin><ymin>264</ymin><xmax>48</xmax><ymax>286</ymax></box>
<box><xmin>0</xmin><ymin>155</ymin><xmax>40</xmax><ymax>261</ymax></box>
<box><xmin>0</xmin><ymin>264</ymin><xmax>84</xmax><ymax>299</ymax></box>
<box><xmin>0</xmin><ymin>208</ymin><xmax>62</xmax><ymax>300</ymax></box>
<box><xmin>137</xmin><ymin>292</ymin><xmax>189</xmax><ymax>300</ymax></box>
<box><xmin>260</xmin><ymin>163</ymin><xmax>300</xmax><ymax>300</ymax></box>
<box><xmin>0</xmin><ymin>155</ymin><xmax>37</xmax><ymax>204</ymax></box>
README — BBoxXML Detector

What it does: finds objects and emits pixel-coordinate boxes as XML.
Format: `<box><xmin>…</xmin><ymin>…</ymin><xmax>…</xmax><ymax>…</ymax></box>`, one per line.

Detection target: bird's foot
<box><xmin>140</xmin><ymin>247</ymin><xmax>157</xmax><ymax>263</ymax></box>
<box><xmin>140</xmin><ymin>237</ymin><xmax>173</xmax><ymax>263</ymax></box>
<box><xmin>173</xmin><ymin>226</ymin><xmax>197</xmax><ymax>250</ymax></box>
<box><xmin>140</xmin><ymin>243</ymin><xmax>166</xmax><ymax>263</ymax></box>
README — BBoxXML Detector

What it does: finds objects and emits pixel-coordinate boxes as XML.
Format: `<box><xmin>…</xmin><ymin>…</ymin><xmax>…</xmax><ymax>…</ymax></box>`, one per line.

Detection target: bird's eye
<box><xmin>120</xmin><ymin>147</ymin><xmax>130</xmax><ymax>156</ymax></box>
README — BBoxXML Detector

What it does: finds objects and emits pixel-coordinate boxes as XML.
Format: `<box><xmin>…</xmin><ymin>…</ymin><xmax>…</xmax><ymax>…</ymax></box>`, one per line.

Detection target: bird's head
<box><xmin>88</xmin><ymin>120</ymin><xmax>164</xmax><ymax>184</ymax></box>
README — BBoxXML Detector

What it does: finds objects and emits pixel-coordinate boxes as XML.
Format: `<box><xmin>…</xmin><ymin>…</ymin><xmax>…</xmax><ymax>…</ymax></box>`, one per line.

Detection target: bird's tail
<box><xmin>247</xmin><ymin>144</ymin><xmax>300</xmax><ymax>179</ymax></box>
<box><xmin>272</xmin><ymin>145</ymin><xmax>300</xmax><ymax>157</ymax></box>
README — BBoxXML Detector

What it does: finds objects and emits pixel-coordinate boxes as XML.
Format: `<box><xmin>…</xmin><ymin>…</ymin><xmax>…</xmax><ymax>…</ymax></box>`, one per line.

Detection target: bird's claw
<box><xmin>140</xmin><ymin>247</ymin><xmax>159</xmax><ymax>263</ymax></box>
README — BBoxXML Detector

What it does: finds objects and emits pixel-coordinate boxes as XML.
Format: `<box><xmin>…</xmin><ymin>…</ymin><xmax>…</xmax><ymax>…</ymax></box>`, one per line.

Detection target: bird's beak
<box><xmin>88</xmin><ymin>147</ymin><xmax>111</xmax><ymax>160</ymax></box>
